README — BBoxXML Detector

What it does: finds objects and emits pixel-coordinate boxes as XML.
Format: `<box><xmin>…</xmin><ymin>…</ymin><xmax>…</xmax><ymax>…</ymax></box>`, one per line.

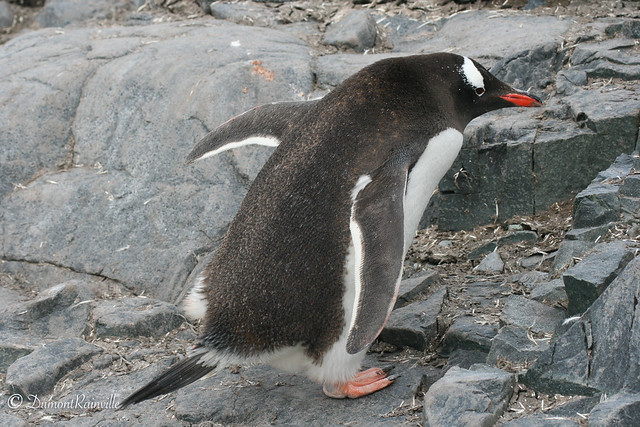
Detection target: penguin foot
<box><xmin>322</xmin><ymin>367</ymin><xmax>396</xmax><ymax>399</ymax></box>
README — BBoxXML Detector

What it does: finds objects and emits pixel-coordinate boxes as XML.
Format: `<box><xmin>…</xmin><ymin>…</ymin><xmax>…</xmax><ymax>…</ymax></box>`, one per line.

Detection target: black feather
<box><xmin>118</xmin><ymin>350</ymin><xmax>215</xmax><ymax>409</ymax></box>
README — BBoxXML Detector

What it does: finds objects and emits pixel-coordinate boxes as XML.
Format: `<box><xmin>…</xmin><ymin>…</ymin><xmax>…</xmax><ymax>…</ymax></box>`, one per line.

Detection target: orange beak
<box><xmin>499</xmin><ymin>93</ymin><xmax>542</xmax><ymax>107</ymax></box>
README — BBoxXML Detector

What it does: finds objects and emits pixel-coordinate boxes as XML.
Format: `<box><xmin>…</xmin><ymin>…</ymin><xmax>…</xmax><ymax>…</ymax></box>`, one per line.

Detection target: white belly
<box><xmin>403</xmin><ymin>128</ymin><xmax>463</xmax><ymax>253</ymax></box>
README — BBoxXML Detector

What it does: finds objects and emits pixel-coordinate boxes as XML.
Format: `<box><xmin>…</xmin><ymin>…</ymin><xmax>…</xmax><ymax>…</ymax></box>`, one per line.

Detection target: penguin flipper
<box><xmin>185</xmin><ymin>100</ymin><xmax>318</xmax><ymax>164</ymax></box>
<box><xmin>346</xmin><ymin>157</ymin><xmax>410</xmax><ymax>355</ymax></box>
<box><xmin>118</xmin><ymin>348</ymin><xmax>215</xmax><ymax>408</ymax></box>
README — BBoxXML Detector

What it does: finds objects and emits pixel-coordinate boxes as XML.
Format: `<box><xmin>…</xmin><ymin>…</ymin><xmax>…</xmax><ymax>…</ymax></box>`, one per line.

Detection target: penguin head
<box><xmin>451</xmin><ymin>55</ymin><xmax>542</xmax><ymax>126</ymax></box>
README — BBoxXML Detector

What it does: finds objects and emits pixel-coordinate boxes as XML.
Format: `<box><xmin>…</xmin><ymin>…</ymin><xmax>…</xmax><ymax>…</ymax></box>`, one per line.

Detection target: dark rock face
<box><xmin>523</xmin><ymin>256</ymin><xmax>640</xmax><ymax>396</ymax></box>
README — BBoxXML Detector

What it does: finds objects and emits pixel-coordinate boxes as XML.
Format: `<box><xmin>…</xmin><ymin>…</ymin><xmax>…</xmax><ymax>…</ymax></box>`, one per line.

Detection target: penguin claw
<box><xmin>323</xmin><ymin>367</ymin><xmax>396</xmax><ymax>399</ymax></box>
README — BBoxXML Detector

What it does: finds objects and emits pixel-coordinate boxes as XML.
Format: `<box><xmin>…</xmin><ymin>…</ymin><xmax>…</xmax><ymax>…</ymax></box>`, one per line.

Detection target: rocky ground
<box><xmin>1</xmin><ymin>0</ymin><xmax>640</xmax><ymax>426</ymax></box>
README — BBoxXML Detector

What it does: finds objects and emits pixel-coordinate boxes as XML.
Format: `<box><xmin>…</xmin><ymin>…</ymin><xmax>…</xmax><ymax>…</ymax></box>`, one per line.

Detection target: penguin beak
<box><xmin>499</xmin><ymin>92</ymin><xmax>542</xmax><ymax>107</ymax></box>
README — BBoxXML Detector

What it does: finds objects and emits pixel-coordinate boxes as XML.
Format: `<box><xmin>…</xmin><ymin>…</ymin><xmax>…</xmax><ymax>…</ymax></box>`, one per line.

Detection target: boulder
<box><xmin>423</xmin><ymin>364</ymin><xmax>515</xmax><ymax>427</ymax></box>
<box><xmin>563</xmin><ymin>242</ymin><xmax>634</xmax><ymax>315</ymax></box>
<box><xmin>6</xmin><ymin>337</ymin><xmax>102</xmax><ymax>397</ymax></box>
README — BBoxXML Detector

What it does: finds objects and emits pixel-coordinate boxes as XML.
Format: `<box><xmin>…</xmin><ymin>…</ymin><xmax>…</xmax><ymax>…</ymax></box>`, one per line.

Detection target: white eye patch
<box><xmin>460</xmin><ymin>56</ymin><xmax>485</xmax><ymax>93</ymax></box>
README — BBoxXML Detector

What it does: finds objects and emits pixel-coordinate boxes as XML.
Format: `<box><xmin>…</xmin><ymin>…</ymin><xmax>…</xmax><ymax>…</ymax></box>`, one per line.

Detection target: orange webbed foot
<box><xmin>323</xmin><ymin>367</ymin><xmax>397</xmax><ymax>399</ymax></box>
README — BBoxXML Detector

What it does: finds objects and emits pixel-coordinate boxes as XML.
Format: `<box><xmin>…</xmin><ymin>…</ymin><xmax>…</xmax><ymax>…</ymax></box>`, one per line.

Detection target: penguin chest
<box><xmin>403</xmin><ymin>128</ymin><xmax>464</xmax><ymax>253</ymax></box>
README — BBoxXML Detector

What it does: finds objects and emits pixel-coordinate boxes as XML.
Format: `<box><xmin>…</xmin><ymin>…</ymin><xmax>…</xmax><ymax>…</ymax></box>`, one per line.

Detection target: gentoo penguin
<box><xmin>119</xmin><ymin>53</ymin><xmax>541</xmax><ymax>407</ymax></box>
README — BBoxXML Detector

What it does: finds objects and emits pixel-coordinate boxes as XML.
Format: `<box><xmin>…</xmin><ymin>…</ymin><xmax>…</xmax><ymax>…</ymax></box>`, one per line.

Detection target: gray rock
<box><xmin>423</xmin><ymin>365</ymin><xmax>515</xmax><ymax>427</ymax></box>
<box><xmin>0</xmin><ymin>413</ymin><xmax>28</xmax><ymax>427</ymax></box>
<box><xmin>552</xmin><ymin>239</ymin><xmax>597</xmax><ymax>273</ymax></box>
<box><xmin>0</xmin><ymin>21</ymin><xmax>314</xmax><ymax>302</ymax></box>
<box><xmin>502</xmin><ymin>415</ymin><xmax>579</xmax><ymax>426</ymax></box>
<box><xmin>467</xmin><ymin>242</ymin><xmax>497</xmax><ymax>261</ymax></box>
<box><xmin>572</xmin><ymin>183</ymin><xmax>621</xmax><ymax>229</ymax></box>
<box><xmin>563</xmin><ymin>241</ymin><xmax>634</xmax><ymax>315</ymax></box>
<box><xmin>0</xmin><ymin>332</ymin><xmax>39</xmax><ymax>371</ymax></box>
<box><xmin>444</xmin><ymin>349</ymin><xmax>488</xmax><ymax>370</ymax></box>
<box><xmin>621</xmin><ymin>20</ymin><xmax>640</xmax><ymax>39</ymax></box>
<box><xmin>6</xmin><ymin>337</ymin><xmax>102</xmax><ymax>397</ymax></box>
<box><xmin>439</xmin><ymin>316</ymin><xmax>498</xmax><ymax>356</ymax></box>
<box><xmin>491</xmin><ymin>42</ymin><xmax>564</xmax><ymax>90</ymax></box>
<box><xmin>474</xmin><ymin>251</ymin><xmax>504</xmax><ymax>274</ymax></box>
<box><xmin>514</xmin><ymin>270</ymin><xmax>548</xmax><ymax>290</ymax></box>
<box><xmin>500</xmin><ymin>295</ymin><xmax>565</xmax><ymax>335</ymax></box>
<box><xmin>564</xmin><ymin>224</ymin><xmax>613</xmax><ymax>242</ymax></box>
<box><xmin>524</xmin><ymin>256</ymin><xmax>640</xmax><ymax>396</ymax></box>
<box><xmin>93</xmin><ymin>297</ymin><xmax>184</xmax><ymax>338</ymax></box>
<box><xmin>394</xmin><ymin>270</ymin><xmax>439</xmax><ymax>309</ymax></box>
<box><xmin>588</xmin><ymin>393</ymin><xmax>640</xmax><ymax>427</ymax></box>
<box><xmin>571</xmin><ymin>39</ymin><xmax>640</xmax><ymax>80</ymax></box>
<box><xmin>380</xmin><ymin>287</ymin><xmax>446</xmax><ymax>351</ymax></box>
<box><xmin>498</xmin><ymin>230</ymin><xmax>538</xmax><ymax>247</ymax></box>
<box><xmin>556</xmin><ymin>69</ymin><xmax>588</xmax><ymax>95</ymax></box>
<box><xmin>487</xmin><ymin>325</ymin><xmax>550</xmax><ymax>367</ymax></box>
<box><xmin>397</xmin><ymin>11</ymin><xmax>571</xmax><ymax>64</ymax></box>
<box><xmin>322</xmin><ymin>10</ymin><xmax>377</xmax><ymax>52</ymax></box>
<box><xmin>209</xmin><ymin>2</ymin><xmax>282</xmax><ymax>27</ymax></box>
<box><xmin>0</xmin><ymin>281</ymin><xmax>96</xmax><ymax>338</ymax></box>
<box><xmin>168</xmin><ymin>353</ymin><xmax>425</xmax><ymax>425</ymax></box>
<box><xmin>0</xmin><ymin>1</ymin><xmax>13</xmax><ymax>28</ymax></box>
<box><xmin>530</xmin><ymin>279</ymin><xmax>568</xmax><ymax>307</ymax></box>
<box><xmin>36</xmin><ymin>0</ymin><xmax>133</xmax><ymax>28</ymax></box>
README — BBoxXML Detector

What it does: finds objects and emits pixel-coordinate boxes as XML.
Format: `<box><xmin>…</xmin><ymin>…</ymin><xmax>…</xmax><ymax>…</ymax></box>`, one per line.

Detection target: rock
<box><xmin>0</xmin><ymin>332</ymin><xmax>39</xmax><ymax>371</ymax></box>
<box><xmin>564</xmin><ymin>223</ymin><xmax>613</xmax><ymax>242</ymax></box>
<box><xmin>486</xmin><ymin>325</ymin><xmax>550</xmax><ymax>367</ymax></box>
<box><xmin>571</xmin><ymin>39</ymin><xmax>640</xmax><ymax>81</ymax></box>
<box><xmin>491</xmin><ymin>42</ymin><xmax>563</xmax><ymax>90</ymax></box>
<box><xmin>0</xmin><ymin>414</ymin><xmax>28</xmax><ymax>427</ymax></box>
<box><xmin>35</xmin><ymin>0</ymin><xmax>134</xmax><ymax>28</ymax></box>
<box><xmin>423</xmin><ymin>364</ymin><xmax>515</xmax><ymax>427</ymax></box>
<box><xmin>444</xmin><ymin>349</ymin><xmax>488</xmax><ymax>370</ymax></box>
<box><xmin>552</xmin><ymin>239</ymin><xmax>596</xmax><ymax>273</ymax></box>
<box><xmin>530</xmin><ymin>279</ymin><xmax>568</xmax><ymax>307</ymax></box>
<box><xmin>621</xmin><ymin>20</ymin><xmax>640</xmax><ymax>39</ymax></box>
<box><xmin>467</xmin><ymin>241</ymin><xmax>497</xmax><ymax>261</ymax></box>
<box><xmin>380</xmin><ymin>287</ymin><xmax>446</xmax><ymax>351</ymax></box>
<box><xmin>93</xmin><ymin>297</ymin><xmax>184</xmax><ymax>338</ymax></box>
<box><xmin>394</xmin><ymin>270</ymin><xmax>439</xmax><ymax>309</ymax></box>
<box><xmin>572</xmin><ymin>183</ymin><xmax>621</xmax><ymax>229</ymax></box>
<box><xmin>6</xmin><ymin>337</ymin><xmax>102</xmax><ymax>397</ymax></box>
<box><xmin>168</xmin><ymin>353</ymin><xmax>425</xmax><ymax>424</ymax></box>
<box><xmin>500</xmin><ymin>295</ymin><xmax>565</xmax><ymax>335</ymax></box>
<box><xmin>513</xmin><ymin>270</ymin><xmax>548</xmax><ymax>290</ymax></box>
<box><xmin>439</xmin><ymin>316</ymin><xmax>498</xmax><ymax>356</ymax></box>
<box><xmin>0</xmin><ymin>281</ymin><xmax>97</xmax><ymax>338</ymax></box>
<box><xmin>209</xmin><ymin>2</ymin><xmax>282</xmax><ymax>27</ymax></box>
<box><xmin>501</xmin><ymin>415</ymin><xmax>578</xmax><ymax>426</ymax></box>
<box><xmin>563</xmin><ymin>241</ymin><xmax>634</xmax><ymax>315</ymax></box>
<box><xmin>322</xmin><ymin>10</ymin><xmax>377</xmax><ymax>52</ymax></box>
<box><xmin>474</xmin><ymin>251</ymin><xmax>504</xmax><ymax>273</ymax></box>
<box><xmin>523</xmin><ymin>256</ymin><xmax>640</xmax><ymax>396</ymax></box>
<box><xmin>0</xmin><ymin>1</ymin><xmax>13</xmax><ymax>28</ymax></box>
<box><xmin>498</xmin><ymin>230</ymin><xmax>538</xmax><ymax>247</ymax></box>
<box><xmin>588</xmin><ymin>393</ymin><xmax>640</xmax><ymax>427</ymax></box>
<box><xmin>0</xmin><ymin>21</ymin><xmax>314</xmax><ymax>302</ymax></box>
<box><xmin>397</xmin><ymin>11</ymin><xmax>571</xmax><ymax>64</ymax></box>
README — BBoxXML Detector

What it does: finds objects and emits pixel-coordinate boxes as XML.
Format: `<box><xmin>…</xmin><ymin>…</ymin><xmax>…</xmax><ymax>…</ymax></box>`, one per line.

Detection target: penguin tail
<box><xmin>118</xmin><ymin>348</ymin><xmax>215</xmax><ymax>409</ymax></box>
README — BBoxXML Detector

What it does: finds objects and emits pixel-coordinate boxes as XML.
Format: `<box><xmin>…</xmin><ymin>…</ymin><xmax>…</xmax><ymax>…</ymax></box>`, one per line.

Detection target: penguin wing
<box><xmin>346</xmin><ymin>157</ymin><xmax>410</xmax><ymax>354</ymax></box>
<box><xmin>186</xmin><ymin>99</ymin><xmax>319</xmax><ymax>163</ymax></box>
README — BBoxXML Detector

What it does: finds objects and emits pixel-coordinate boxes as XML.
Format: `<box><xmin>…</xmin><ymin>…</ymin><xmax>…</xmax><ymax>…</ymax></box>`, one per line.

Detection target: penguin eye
<box><xmin>475</xmin><ymin>87</ymin><xmax>485</xmax><ymax>96</ymax></box>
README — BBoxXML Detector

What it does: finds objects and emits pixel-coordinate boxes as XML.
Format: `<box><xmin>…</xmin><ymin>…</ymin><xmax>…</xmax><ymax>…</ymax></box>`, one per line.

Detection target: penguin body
<box><xmin>120</xmin><ymin>53</ymin><xmax>541</xmax><ymax>407</ymax></box>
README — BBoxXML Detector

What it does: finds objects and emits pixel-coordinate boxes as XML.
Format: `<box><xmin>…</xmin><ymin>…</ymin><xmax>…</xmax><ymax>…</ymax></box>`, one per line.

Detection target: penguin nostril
<box><xmin>475</xmin><ymin>87</ymin><xmax>485</xmax><ymax>96</ymax></box>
